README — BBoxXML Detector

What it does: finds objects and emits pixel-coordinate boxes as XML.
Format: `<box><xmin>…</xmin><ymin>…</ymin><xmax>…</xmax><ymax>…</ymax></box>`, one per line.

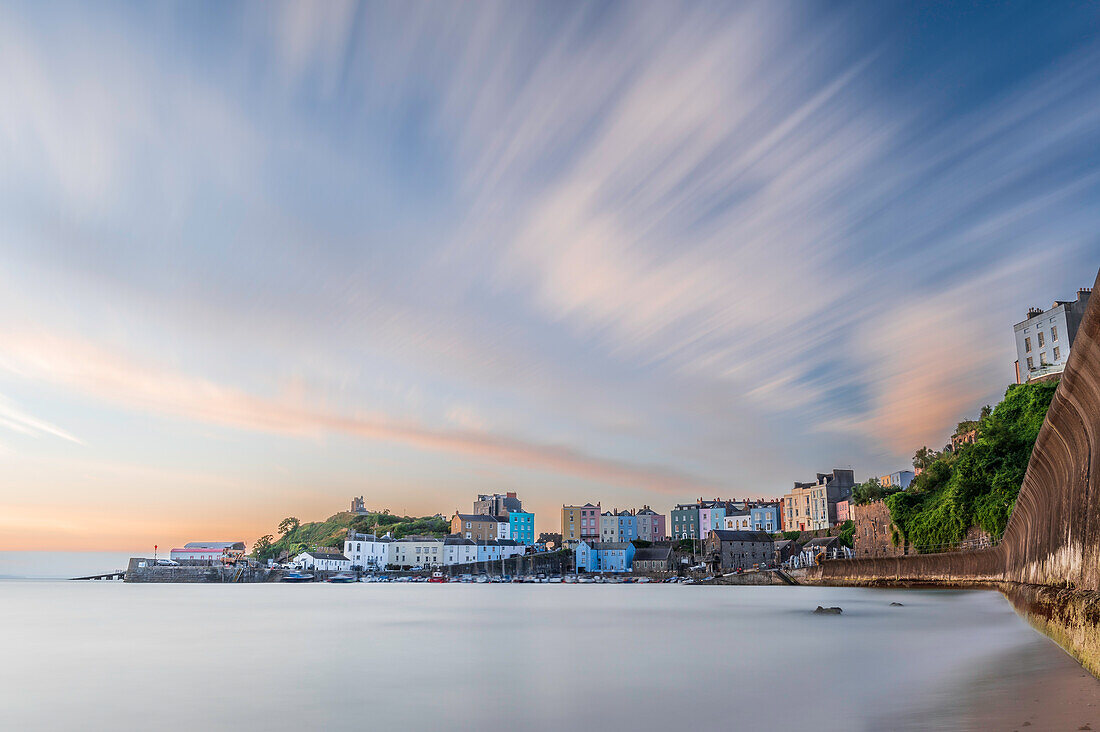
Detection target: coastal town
<box><xmin>119</xmin><ymin>286</ymin><xmax>1090</xmax><ymax>584</ymax></box>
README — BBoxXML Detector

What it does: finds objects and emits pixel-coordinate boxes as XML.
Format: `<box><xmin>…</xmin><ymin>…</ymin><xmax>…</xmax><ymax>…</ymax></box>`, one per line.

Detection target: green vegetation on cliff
<box><xmin>886</xmin><ymin>380</ymin><xmax>1058</xmax><ymax>553</ymax></box>
<box><xmin>252</xmin><ymin>511</ymin><xmax>451</xmax><ymax>561</ymax></box>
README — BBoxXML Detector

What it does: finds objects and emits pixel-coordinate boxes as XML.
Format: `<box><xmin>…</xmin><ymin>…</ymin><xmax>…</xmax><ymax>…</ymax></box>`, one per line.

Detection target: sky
<box><xmin>1</xmin><ymin>1</ymin><xmax>1099</xmax><ymax>551</ymax></box>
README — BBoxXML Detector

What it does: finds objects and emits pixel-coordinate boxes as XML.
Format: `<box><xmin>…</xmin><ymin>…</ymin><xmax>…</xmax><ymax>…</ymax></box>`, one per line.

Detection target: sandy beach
<box><xmin>962</xmin><ymin>637</ymin><xmax>1100</xmax><ymax>731</ymax></box>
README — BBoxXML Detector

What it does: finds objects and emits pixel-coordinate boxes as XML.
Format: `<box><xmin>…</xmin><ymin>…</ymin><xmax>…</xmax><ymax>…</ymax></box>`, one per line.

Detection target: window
<box><xmin>1025</xmin><ymin>337</ymin><xmax>1032</xmax><ymax>352</ymax></box>
<box><xmin>1038</xmin><ymin>331</ymin><xmax>1045</xmax><ymax>347</ymax></box>
<box><xmin>1027</xmin><ymin>356</ymin><xmax>1034</xmax><ymax>370</ymax></box>
<box><xmin>1054</xmin><ymin>346</ymin><xmax>1061</xmax><ymax>361</ymax></box>
<box><xmin>1041</xmin><ymin>352</ymin><xmax>1049</xmax><ymax>366</ymax></box>
<box><xmin>1052</xmin><ymin>325</ymin><xmax>1059</xmax><ymax>342</ymax></box>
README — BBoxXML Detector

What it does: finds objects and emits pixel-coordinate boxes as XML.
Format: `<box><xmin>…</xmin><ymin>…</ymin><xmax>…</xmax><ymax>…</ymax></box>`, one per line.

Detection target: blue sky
<box><xmin>1</xmin><ymin>1</ymin><xmax>1098</xmax><ymax>549</ymax></box>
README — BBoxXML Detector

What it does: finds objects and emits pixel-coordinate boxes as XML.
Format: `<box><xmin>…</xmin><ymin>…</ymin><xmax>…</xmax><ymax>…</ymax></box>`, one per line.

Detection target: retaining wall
<box><xmin>802</xmin><ymin>270</ymin><xmax>1100</xmax><ymax>674</ymax></box>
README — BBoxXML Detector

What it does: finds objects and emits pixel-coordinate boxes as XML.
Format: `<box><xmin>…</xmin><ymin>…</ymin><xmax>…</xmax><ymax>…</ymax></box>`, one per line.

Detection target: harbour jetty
<box><xmin>124</xmin><ymin>558</ymin><xmax>283</xmax><ymax>583</ymax></box>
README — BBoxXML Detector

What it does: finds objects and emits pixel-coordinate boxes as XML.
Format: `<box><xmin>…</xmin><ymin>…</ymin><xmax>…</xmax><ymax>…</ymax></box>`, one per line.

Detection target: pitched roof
<box><xmin>306</xmin><ymin>552</ymin><xmax>350</xmax><ymax>561</ymax></box>
<box><xmin>708</xmin><ymin>530</ymin><xmax>774</xmax><ymax>543</ymax></box>
<box><xmin>633</xmin><ymin>546</ymin><xmax>673</xmax><ymax>561</ymax></box>
<box><xmin>183</xmin><ymin>541</ymin><xmax>245</xmax><ymax>550</ymax></box>
<box><xmin>587</xmin><ymin>542</ymin><xmax>633</xmax><ymax>550</ymax></box>
<box><xmin>802</xmin><ymin>537</ymin><xmax>840</xmax><ymax>548</ymax></box>
<box><xmin>453</xmin><ymin>513</ymin><xmax>498</xmax><ymax>522</ymax></box>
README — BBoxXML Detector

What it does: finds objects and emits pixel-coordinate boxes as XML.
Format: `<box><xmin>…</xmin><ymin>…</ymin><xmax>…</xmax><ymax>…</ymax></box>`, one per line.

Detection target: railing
<box><xmin>836</xmin><ymin>535</ymin><xmax>1000</xmax><ymax>561</ymax></box>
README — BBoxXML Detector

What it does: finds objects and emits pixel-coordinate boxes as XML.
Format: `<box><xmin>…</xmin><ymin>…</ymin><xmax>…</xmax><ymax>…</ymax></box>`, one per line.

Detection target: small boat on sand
<box><xmin>282</xmin><ymin>571</ymin><xmax>314</xmax><ymax>583</ymax></box>
<box><xmin>326</xmin><ymin>573</ymin><xmax>356</xmax><ymax>583</ymax></box>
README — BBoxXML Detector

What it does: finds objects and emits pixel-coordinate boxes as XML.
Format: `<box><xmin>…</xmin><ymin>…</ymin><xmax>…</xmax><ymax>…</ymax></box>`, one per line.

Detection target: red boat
<box><xmin>429</xmin><ymin>571</ymin><xmax>447</xmax><ymax>583</ymax></box>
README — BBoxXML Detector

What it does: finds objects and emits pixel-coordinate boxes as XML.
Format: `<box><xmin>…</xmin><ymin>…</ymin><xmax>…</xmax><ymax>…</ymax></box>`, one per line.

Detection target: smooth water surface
<box><xmin>0</xmin><ymin>581</ymin><xmax>1079</xmax><ymax>731</ymax></box>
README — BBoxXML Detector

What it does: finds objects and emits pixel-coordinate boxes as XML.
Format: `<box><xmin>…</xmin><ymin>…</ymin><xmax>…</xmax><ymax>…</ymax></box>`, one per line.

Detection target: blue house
<box><xmin>509</xmin><ymin>511</ymin><xmax>535</xmax><ymax>545</ymax></box>
<box><xmin>616</xmin><ymin>511</ymin><xmax>638</xmax><ymax>542</ymax></box>
<box><xmin>750</xmin><ymin>504</ymin><xmax>781</xmax><ymax>533</ymax></box>
<box><xmin>575</xmin><ymin>541</ymin><xmax>635</xmax><ymax>573</ymax></box>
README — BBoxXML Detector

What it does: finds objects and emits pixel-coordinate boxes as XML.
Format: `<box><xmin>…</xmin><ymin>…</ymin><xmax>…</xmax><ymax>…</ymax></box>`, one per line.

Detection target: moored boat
<box><xmin>326</xmin><ymin>572</ymin><xmax>355</xmax><ymax>583</ymax></box>
<box><xmin>282</xmin><ymin>571</ymin><xmax>314</xmax><ymax>583</ymax></box>
<box><xmin>429</xmin><ymin>571</ymin><xmax>447</xmax><ymax>583</ymax></box>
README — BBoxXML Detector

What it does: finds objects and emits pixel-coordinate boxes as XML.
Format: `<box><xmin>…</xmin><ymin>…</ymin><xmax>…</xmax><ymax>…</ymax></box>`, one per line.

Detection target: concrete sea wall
<box><xmin>802</xmin><ymin>270</ymin><xmax>1100</xmax><ymax>674</ymax></box>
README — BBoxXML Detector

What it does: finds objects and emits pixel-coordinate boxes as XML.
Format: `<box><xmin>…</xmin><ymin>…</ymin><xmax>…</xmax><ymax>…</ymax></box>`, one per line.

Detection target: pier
<box><xmin>71</xmin><ymin>571</ymin><xmax>125</xmax><ymax>581</ymax></box>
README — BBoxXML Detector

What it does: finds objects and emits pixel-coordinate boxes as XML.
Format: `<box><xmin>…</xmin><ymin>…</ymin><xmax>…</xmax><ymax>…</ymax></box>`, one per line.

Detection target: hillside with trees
<box><xmin>885</xmin><ymin>380</ymin><xmax>1058</xmax><ymax>553</ymax></box>
<box><xmin>251</xmin><ymin>511</ymin><xmax>451</xmax><ymax>562</ymax></box>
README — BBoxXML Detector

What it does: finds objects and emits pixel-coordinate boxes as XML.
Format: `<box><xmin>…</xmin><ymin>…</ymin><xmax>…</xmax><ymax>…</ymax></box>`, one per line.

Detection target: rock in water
<box><xmin>813</xmin><ymin>606</ymin><xmax>843</xmax><ymax>615</ymax></box>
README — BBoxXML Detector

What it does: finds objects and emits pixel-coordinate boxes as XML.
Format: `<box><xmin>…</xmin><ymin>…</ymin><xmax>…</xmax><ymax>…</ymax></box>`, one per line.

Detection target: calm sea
<box><xmin>0</xmin><ymin>551</ymin><xmax>138</xmax><ymax>580</ymax></box>
<box><xmin>0</xmin><ymin>566</ymin><xmax>1086</xmax><ymax>732</ymax></box>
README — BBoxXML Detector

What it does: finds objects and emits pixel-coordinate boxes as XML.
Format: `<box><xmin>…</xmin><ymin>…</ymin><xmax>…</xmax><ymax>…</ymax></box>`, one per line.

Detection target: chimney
<box><xmin>1027</xmin><ymin>307</ymin><xmax>1044</xmax><ymax>319</ymax></box>
<box><xmin>506</xmin><ymin>492</ymin><xmax>516</xmax><ymax>498</ymax></box>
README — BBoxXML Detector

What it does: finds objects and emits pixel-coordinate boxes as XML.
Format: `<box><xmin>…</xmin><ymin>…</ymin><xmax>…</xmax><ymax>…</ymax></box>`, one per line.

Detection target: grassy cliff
<box><xmin>886</xmin><ymin>380</ymin><xmax>1058</xmax><ymax>553</ymax></box>
<box><xmin>253</xmin><ymin>511</ymin><xmax>451</xmax><ymax>560</ymax></box>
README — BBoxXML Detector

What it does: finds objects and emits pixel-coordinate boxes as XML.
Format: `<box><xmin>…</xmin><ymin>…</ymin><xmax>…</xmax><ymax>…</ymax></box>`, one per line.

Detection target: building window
<box><xmin>1025</xmin><ymin>337</ymin><xmax>1032</xmax><ymax>352</ymax></box>
<box><xmin>1040</xmin><ymin>352</ymin><xmax>1048</xmax><ymax>366</ymax></box>
<box><xmin>1054</xmin><ymin>346</ymin><xmax>1061</xmax><ymax>361</ymax></box>
<box><xmin>1052</xmin><ymin>325</ymin><xmax>1059</xmax><ymax>342</ymax></box>
<box><xmin>1027</xmin><ymin>356</ymin><xmax>1034</xmax><ymax>370</ymax></box>
<box><xmin>1038</xmin><ymin>331</ymin><xmax>1045</xmax><ymax>347</ymax></box>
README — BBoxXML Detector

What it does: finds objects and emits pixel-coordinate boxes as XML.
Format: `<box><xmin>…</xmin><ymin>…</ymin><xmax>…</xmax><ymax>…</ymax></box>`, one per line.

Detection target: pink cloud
<box><xmin>0</xmin><ymin>329</ymin><xmax>712</xmax><ymax>495</ymax></box>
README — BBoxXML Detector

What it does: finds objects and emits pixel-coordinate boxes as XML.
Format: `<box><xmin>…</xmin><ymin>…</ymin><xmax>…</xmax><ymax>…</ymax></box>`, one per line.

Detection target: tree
<box><xmin>252</xmin><ymin>534</ymin><xmax>276</xmax><ymax>561</ymax></box>
<box><xmin>278</xmin><ymin>517</ymin><xmax>300</xmax><ymax>536</ymax></box>
<box><xmin>852</xmin><ymin>477</ymin><xmax>904</xmax><ymax>506</ymax></box>
<box><xmin>913</xmin><ymin>446</ymin><xmax>939</xmax><ymax>471</ymax></box>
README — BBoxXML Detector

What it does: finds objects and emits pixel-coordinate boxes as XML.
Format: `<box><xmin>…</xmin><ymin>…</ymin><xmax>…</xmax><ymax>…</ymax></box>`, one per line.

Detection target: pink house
<box><xmin>581</xmin><ymin>502</ymin><xmax>601</xmax><ymax>543</ymax></box>
<box><xmin>698</xmin><ymin>506</ymin><xmax>714</xmax><ymax>537</ymax></box>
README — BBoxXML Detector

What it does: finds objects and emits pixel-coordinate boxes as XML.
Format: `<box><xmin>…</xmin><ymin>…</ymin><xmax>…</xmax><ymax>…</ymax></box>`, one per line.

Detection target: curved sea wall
<box><xmin>803</xmin><ymin>269</ymin><xmax>1100</xmax><ymax>673</ymax></box>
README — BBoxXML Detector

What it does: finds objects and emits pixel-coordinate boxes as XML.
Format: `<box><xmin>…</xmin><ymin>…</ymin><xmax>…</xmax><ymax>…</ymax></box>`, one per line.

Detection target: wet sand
<box><xmin>962</xmin><ymin>638</ymin><xmax>1100</xmax><ymax>731</ymax></box>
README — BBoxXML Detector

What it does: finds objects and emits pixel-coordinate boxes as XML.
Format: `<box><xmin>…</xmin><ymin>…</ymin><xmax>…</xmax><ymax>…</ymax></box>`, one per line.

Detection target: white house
<box><xmin>496</xmin><ymin>539</ymin><xmax>526</xmax><ymax>560</ymax></box>
<box><xmin>170</xmin><ymin>541</ymin><xmax>246</xmax><ymax>563</ymax></box>
<box><xmin>390</xmin><ymin>537</ymin><xmax>444</xmax><ymax>568</ymax></box>
<box><xmin>599</xmin><ymin>511</ymin><xmax>619</xmax><ymax>543</ymax></box>
<box><xmin>443</xmin><ymin>536</ymin><xmax>477</xmax><ymax>565</ymax></box>
<box><xmin>723</xmin><ymin>511</ymin><xmax>752</xmax><ymax>530</ymax></box>
<box><xmin>1013</xmin><ymin>288</ymin><xmax>1092</xmax><ymax>383</ymax></box>
<box><xmin>494</xmin><ymin>517</ymin><xmax>511</xmax><ymax>540</ymax></box>
<box><xmin>343</xmin><ymin>532</ymin><xmax>392</xmax><ymax>571</ymax></box>
<box><xmin>295</xmin><ymin>551</ymin><xmax>351</xmax><ymax>572</ymax></box>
